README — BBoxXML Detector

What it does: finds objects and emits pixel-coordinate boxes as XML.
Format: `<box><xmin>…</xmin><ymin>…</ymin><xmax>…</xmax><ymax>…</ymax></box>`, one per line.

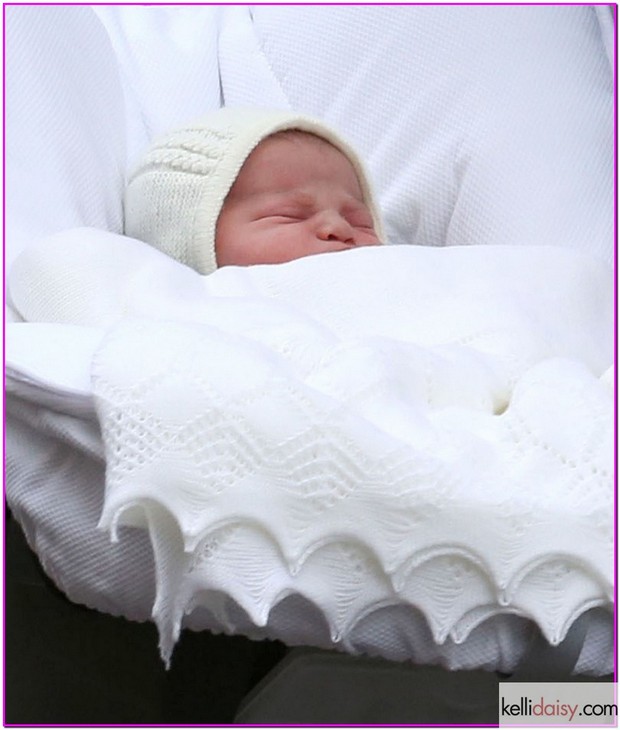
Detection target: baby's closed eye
<box><xmin>350</xmin><ymin>217</ymin><xmax>375</xmax><ymax>230</ymax></box>
<box><xmin>341</xmin><ymin>204</ymin><xmax>374</xmax><ymax>228</ymax></box>
<box><xmin>346</xmin><ymin>216</ymin><xmax>376</xmax><ymax>234</ymax></box>
<box><xmin>250</xmin><ymin>196</ymin><xmax>375</xmax><ymax>231</ymax></box>
<box><xmin>253</xmin><ymin>201</ymin><xmax>311</xmax><ymax>222</ymax></box>
<box><xmin>256</xmin><ymin>212</ymin><xmax>306</xmax><ymax>224</ymax></box>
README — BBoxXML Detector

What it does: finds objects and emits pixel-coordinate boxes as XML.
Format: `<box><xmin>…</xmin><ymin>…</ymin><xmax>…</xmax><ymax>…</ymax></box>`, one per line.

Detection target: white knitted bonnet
<box><xmin>124</xmin><ymin>107</ymin><xmax>385</xmax><ymax>274</ymax></box>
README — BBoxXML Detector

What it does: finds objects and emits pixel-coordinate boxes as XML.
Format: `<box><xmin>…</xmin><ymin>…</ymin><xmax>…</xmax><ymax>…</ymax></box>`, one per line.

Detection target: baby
<box><xmin>124</xmin><ymin>107</ymin><xmax>385</xmax><ymax>274</ymax></box>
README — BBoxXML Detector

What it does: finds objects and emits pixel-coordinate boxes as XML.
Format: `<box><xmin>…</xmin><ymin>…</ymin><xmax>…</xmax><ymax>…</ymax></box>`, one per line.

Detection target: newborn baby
<box><xmin>216</xmin><ymin>130</ymin><xmax>381</xmax><ymax>265</ymax></box>
<box><xmin>124</xmin><ymin>107</ymin><xmax>385</xmax><ymax>274</ymax></box>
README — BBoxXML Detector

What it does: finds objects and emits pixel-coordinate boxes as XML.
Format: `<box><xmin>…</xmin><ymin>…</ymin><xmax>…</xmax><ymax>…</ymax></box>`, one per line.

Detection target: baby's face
<box><xmin>215</xmin><ymin>133</ymin><xmax>380</xmax><ymax>267</ymax></box>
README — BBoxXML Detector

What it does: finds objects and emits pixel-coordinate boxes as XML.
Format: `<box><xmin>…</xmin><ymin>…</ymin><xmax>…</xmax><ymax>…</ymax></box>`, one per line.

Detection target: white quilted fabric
<box><xmin>4</xmin><ymin>6</ymin><xmax>125</xmax><ymax>271</ymax></box>
<box><xmin>5</xmin><ymin>5</ymin><xmax>614</xmax><ymax>674</ymax></box>
<box><xmin>7</xmin><ymin>230</ymin><xmax>614</xmax><ymax>670</ymax></box>
<box><xmin>245</xmin><ymin>5</ymin><xmax>614</xmax><ymax>262</ymax></box>
<box><xmin>5</xmin><ymin>6</ymin><xmax>614</xmax><ymax>270</ymax></box>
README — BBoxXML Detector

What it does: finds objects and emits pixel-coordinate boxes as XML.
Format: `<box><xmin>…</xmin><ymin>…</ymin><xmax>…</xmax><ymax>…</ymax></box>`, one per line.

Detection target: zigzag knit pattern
<box><xmin>73</xmin><ymin>242</ymin><xmax>613</xmax><ymax>666</ymax></box>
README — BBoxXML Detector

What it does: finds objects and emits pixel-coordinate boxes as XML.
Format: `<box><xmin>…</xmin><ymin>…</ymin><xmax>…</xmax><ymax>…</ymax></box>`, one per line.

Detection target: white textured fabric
<box><xmin>5</xmin><ymin>330</ymin><xmax>613</xmax><ymax>676</ymax></box>
<box><xmin>245</xmin><ymin>5</ymin><xmax>613</xmax><ymax>264</ymax></box>
<box><xmin>5</xmin><ymin>6</ymin><xmax>613</xmax><ymax>270</ymax></box>
<box><xmin>5</xmin><ymin>5</ymin><xmax>614</xmax><ymax>674</ymax></box>
<box><xmin>4</xmin><ymin>6</ymin><xmax>126</xmax><ymax>273</ymax></box>
<box><xmin>8</xmin><ymin>230</ymin><xmax>614</xmax><ymax>671</ymax></box>
<box><xmin>125</xmin><ymin>107</ymin><xmax>385</xmax><ymax>274</ymax></box>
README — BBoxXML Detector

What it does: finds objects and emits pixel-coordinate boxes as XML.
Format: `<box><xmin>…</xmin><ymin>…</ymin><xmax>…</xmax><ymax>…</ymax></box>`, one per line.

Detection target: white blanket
<box><xmin>4</xmin><ymin>6</ymin><xmax>614</xmax><ymax>675</ymax></box>
<box><xmin>9</xmin><ymin>229</ymin><xmax>614</xmax><ymax>666</ymax></box>
<box><xmin>5</xmin><ymin>6</ymin><xmax>614</xmax><ymax>278</ymax></box>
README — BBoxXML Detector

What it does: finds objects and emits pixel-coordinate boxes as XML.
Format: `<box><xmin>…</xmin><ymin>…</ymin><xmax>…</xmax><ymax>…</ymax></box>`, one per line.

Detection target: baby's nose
<box><xmin>315</xmin><ymin>211</ymin><xmax>355</xmax><ymax>244</ymax></box>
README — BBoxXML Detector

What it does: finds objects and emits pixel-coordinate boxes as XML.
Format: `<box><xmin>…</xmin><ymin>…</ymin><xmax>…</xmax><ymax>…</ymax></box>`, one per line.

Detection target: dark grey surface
<box><xmin>4</xmin><ymin>513</ymin><xmax>287</xmax><ymax>725</ymax></box>
<box><xmin>5</xmin><ymin>511</ymin><xmax>613</xmax><ymax>725</ymax></box>
<box><xmin>235</xmin><ymin>632</ymin><xmax>615</xmax><ymax>725</ymax></box>
<box><xmin>235</xmin><ymin>649</ymin><xmax>502</xmax><ymax>724</ymax></box>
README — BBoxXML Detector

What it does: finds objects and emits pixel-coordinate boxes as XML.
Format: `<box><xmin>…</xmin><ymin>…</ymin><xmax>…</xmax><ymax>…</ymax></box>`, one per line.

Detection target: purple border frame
<box><xmin>2</xmin><ymin>2</ymin><xmax>617</xmax><ymax>727</ymax></box>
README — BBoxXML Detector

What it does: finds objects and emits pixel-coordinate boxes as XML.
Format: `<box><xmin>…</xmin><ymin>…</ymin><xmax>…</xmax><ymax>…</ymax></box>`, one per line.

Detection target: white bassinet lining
<box><xmin>5</xmin><ymin>5</ymin><xmax>615</xmax><ymax>675</ymax></box>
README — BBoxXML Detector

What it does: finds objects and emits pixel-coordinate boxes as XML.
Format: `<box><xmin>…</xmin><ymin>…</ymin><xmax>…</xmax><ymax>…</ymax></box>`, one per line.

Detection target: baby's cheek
<box><xmin>272</xmin><ymin>225</ymin><xmax>317</xmax><ymax>263</ymax></box>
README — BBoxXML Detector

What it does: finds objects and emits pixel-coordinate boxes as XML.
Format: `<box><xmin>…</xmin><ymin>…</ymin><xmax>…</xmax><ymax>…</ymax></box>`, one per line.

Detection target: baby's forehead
<box><xmin>255</xmin><ymin>130</ymin><xmax>355</xmax><ymax>166</ymax></box>
<box><xmin>227</xmin><ymin>130</ymin><xmax>364</xmax><ymax>202</ymax></box>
